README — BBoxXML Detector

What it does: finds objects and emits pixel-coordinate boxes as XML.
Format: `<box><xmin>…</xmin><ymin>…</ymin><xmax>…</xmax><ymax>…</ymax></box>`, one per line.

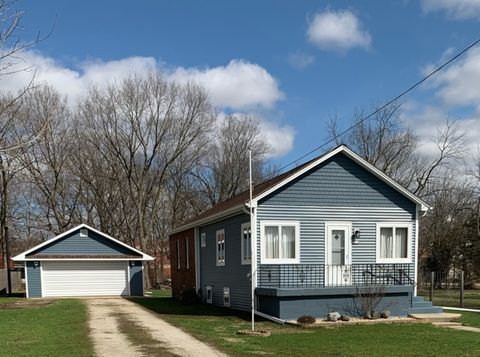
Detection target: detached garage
<box><xmin>13</xmin><ymin>224</ymin><xmax>154</xmax><ymax>298</ymax></box>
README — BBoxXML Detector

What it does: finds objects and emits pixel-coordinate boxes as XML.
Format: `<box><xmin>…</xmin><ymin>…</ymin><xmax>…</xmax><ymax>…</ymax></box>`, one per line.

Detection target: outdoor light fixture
<box><xmin>352</xmin><ymin>230</ymin><xmax>360</xmax><ymax>245</ymax></box>
<box><xmin>34</xmin><ymin>261</ymin><xmax>39</xmax><ymax>267</ymax></box>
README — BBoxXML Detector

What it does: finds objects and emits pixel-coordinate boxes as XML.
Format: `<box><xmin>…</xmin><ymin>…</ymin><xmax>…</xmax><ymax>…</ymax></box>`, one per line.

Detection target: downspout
<box><xmin>255</xmin><ymin>310</ymin><xmax>287</xmax><ymax>325</ymax></box>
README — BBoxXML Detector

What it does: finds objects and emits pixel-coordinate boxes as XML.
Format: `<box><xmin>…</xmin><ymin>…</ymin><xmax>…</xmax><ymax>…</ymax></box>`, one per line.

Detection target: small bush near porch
<box><xmin>131</xmin><ymin>294</ymin><xmax>480</xmax><ymax>356</ymax></box>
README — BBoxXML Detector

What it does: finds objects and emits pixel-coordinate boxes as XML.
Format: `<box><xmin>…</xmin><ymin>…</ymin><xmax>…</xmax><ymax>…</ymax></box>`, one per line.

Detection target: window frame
<box><xmin>176</xmin><ymin>239</ymin><xmax>181</xmax><ymax>270</ymax></box>
<box><xmin>223</xmin><ymin>287</ymin><xmax>230</xmax><ymax>307</ymax></box>
<box><xmin>216</xmin><ymin>229</ymin><xmax>226</xmax><ymax>267</ymax></box>
<box><xmin>376</xmin><ymin>222</ymin><xmax>412</xmax><ymax>264</ymax></box>
<box><xmin>185</xmin><ymin>237</ymin><xmax>189</xmax><ymax>270</ymax></box>
<box><xmin>241</xmin><ymin>222</ymin><xmax>252</xmax><ymax>265</ymax></box>
<box><xmin>260</xmin><ymin>220</ymin><xmax>300</xmax><ymax>264</ymax></box>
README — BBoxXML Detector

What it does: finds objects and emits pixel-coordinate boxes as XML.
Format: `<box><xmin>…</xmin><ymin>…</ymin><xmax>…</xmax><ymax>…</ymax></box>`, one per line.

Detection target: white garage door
<box><xmin>42</xmin><ymin>261</ymin><xmax>129</xmax><ymax>297</ymax></box>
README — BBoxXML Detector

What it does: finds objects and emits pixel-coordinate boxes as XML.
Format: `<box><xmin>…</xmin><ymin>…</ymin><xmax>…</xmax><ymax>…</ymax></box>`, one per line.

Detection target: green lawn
<box><xmin>0</xmin><ymin>299</ymin><xmax>94</xmax><ymax>357</ymax></box>
<box><xmin>144</xmin><ymin>289</ymin><xmax>172</xmax><ymax>298</ymax></box>
<box><xmin>131</xmin><ymin>296</ymin><xmax>480</xmax><ymax>357</ymax></box>
<box><xmin>418</xmin><ymin>289</ymin><xmax>480</xmax><ymax>309</ymax></box>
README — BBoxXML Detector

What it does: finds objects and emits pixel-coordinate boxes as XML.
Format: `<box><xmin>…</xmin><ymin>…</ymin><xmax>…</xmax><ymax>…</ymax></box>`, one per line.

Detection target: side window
<box><xmin>241</xmin><ymin>223</ymin><xmax>252</xmax><ymax>264</ymax></box>
<box><xmin>216</xmin><ymin>229</ymin><xmax>226</xmax><ymax>266</ymax></box>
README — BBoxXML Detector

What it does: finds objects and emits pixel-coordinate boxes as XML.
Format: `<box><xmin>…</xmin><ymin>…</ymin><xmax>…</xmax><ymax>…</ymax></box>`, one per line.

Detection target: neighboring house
<box><xmin>169</xmin><ymin>145</ymin><xmax>439</xmax><ymax>320</ymax></box>
<box><xmin>13</xmin><ymin>224</ymin><xmax>154</xmax><ymax>298</ymax></box>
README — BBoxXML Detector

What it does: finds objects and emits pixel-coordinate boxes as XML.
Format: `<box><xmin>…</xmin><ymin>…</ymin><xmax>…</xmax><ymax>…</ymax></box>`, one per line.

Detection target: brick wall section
<box><xmin>169</xmin><ymin>228</ymin><xmax>196</xmax><ymax>300</ymax></box>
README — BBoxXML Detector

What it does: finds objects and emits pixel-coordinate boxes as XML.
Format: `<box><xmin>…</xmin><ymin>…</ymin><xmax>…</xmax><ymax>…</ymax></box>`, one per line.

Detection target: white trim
<box><xmin>324</xmin><ymin>222</ymin><xmax>352</xmax><ymax>266</ymax></box>
<box><xmin>126</xmin><ymin>261</ymin><xmax>131</xmax><ymax>296</ymax></box>
<box><xmin>414</xmin><ymin>209</ymin><xmax>419</xmax><ymax>296</ymax></box>
<box><xmin>21</xmin><ymin>258</ymin><xmax>149</xmax><ymax>261</ymax></box>
<box><xmin>376</xmin><ymin>222</ymin><xmax>413</xmax><ymax>263</ymax></box>
<box><xmin>252</xmin><ymin>207</ymin><xmax>258</xmax><ymax>288</ymax></box>
<box><xmin>40</xmin><ymin>262</ymin><xmax>44</xmax><ymax>298</ymax></box>
<box><xmin>194</xmin><ymin>228</ymin><xmax>200</xmax><ymax>292</ymax></box>
<box><xmin>206</xmin><ymin>285</ymin><xmax>212</xmax><ymax>304</ymax></box>
<box><xmin>12</xmin><ymin>224</ymin><xmax>154</xmax><ymax>261</ymax></box>
<box><xmin>200</xmin><ymin>232</ymin><xmax>206</xmax><ymax>248</ymax></box>
<box><xmin>241</xmin><ymin>222</ymin><xmax>252</xmax><ymax>265</ymax></box>
<box><xmin>141</xmin><ymin>263</ymin><xmax>145</xmax><ymax>296</ymax></box>
<box><xmin>24</xmin><ymin>264</ymin><xmax>29</xmax><ymax>298</ymax></box>
<box><xmin>223</xmin><ymin>287</ymin><xmax>230</xmax><ymax>307</ymax></box>
<box><xmin>216</xmin><ymin>229</ymin><xmax>226</xmax><ymax>267</ymax></box>
<box><xmin>260</xmin><ymin>220</ymin><xmax>300</xmax><ymax>264</ymax></box>
<box><xmin>252</xmin><ymin>146</ymin><xmax>431</xmax><ymax>211</ymax></box>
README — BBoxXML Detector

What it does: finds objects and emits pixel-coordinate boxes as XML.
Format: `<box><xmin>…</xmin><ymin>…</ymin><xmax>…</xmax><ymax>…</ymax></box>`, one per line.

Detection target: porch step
<box><xmin>409</xmin><ymin>312</ymin><xmax>462</xmax><ymax>322</ymax></box>
<box><xmin>408</xmin><ymin>306</ymin><xmax>443</xmax><ymax>314</ymax></box>
<box><xmin>413</xmin><ymin>296</ymin><xmax>429</xmax><ymax>302</ymax></box>
<box><xmin>412</xmin><ymin>301</ymin><xmax>434</xmax><ymax>308</ymax></box>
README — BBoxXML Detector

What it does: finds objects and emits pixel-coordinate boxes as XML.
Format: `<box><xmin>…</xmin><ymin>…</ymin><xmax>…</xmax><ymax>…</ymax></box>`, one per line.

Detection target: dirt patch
<box><xmin>86</xmin><ymin>298</ymin><xmax>227</xmax><ymax>357</ymax></box>
<box><xmin>0</xmin><ymin>300</ymin><xmax>54</xmax><ymax>309</ymax></box>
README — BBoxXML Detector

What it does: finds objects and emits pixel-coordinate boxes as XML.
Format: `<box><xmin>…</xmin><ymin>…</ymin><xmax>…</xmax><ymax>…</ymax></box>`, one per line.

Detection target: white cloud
<box><xmin>0</xmin><ymin>51</ymin><xmax>293</xmax><ymax>157</ymax></box>
<box><xmin>425</xmin><ymin>47</ymin><xmax>480</xmax><ymax>110</ymax></box>
<box><xmin>307</xmin><ymin>9</ymin><xmax>371</xmax><ymax>52</ymax></box>
<box><xmin>169</xmin><ymin>60</ymin><xmax>284</xmax><ymax>110</ymax></box>
<box><xmin>422</xmin><ymin>0</ymin><xmax>480</xmax><ymax>20</ymax></box>
<box><xmin>287</xmin><ymin>51</ymin><xmax>315</xmax><ymax>69</ymax></box>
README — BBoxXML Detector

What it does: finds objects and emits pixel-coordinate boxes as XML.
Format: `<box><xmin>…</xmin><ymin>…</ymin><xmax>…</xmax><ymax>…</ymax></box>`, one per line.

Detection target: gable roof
<box><xmin>12</xmin><ymin>224</ymin><xmax>154</xmax><ymax>261</ymax></box>
<box><xmin>169</xmin><ymin>145</ymin><xmax>431</xmax><ymax>235</ymax></box>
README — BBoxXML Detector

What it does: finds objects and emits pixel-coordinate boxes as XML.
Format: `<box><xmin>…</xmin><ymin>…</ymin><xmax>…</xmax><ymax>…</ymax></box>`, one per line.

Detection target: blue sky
<box><xmin>7</xmin><ymin>0</ymin><xmax>480</xmax><ymax>166</ymax></box>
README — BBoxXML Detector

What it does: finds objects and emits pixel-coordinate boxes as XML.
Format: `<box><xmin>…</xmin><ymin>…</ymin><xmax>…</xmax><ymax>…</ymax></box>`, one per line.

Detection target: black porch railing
<box><xmin>258</xmin><ymin>264</ymin><xmax>414</xmax><ymax>288</ymax></box>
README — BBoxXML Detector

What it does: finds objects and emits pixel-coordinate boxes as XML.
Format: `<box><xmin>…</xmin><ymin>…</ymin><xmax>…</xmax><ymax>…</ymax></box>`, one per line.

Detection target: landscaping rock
<box><xmin>372</xmin><ymin>312</ymin><xmax>381</xmax><ymax>320</ymax></box>
<box><xmin>327</xmin><ymin>312</ymin><xmax>340</xmax><ymax>322</ymax></box>
<box><xmin>340</xmin><ymin>315</ymin><xmax>350</xmax><ymax>321</ymax></box>
<box><xmin>380</xmin><ymin>310</ymin><xmax>390</xmax><ymax>319</ymax></box>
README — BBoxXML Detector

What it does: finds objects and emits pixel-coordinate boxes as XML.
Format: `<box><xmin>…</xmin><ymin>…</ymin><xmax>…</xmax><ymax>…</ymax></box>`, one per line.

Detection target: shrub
<box><xmin>297</xmin><ymin>315</ymin><xmax>316</xmax><ymax>325</ymax></box>
<box><xmin>180</xmin><ymin>288</ymin><xmax>199</xmax><ymax>305</ymax></box>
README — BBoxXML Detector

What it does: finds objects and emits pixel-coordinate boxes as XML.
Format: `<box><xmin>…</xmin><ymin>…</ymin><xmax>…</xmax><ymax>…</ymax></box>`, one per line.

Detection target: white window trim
<box><xmin>206</xmin><ymin>285</ymin><xmax>212</xmax><ymax>304</ymax></box>
<box><xmin>176</xmin><ymin>240</ymin><xmax>181</xmax><ymax>270</ymax></box>
<box><xmin>185</xmin><ymin>237</ymin><xmax>189</xmax><ymax>270</ymax></box>
<box><xmin>260</xmin><ymin>220</ymin><xmax>300</xmax><ymax>264</ymax></box>
<box><xmin>376</xmin><ymin>222</ymin><xmax>412</xmax><ymax>263</ymax></box>
<box><xmin>216</xmin><ymin>229</ymin><xmax>226</xmax><ymax>267</ymax></box>
<box><xmin>200</xmin><ymin>232</ymin><xmax>206</xmax><ymax>248</ymax></box>
<box><xmin>241</xmin><ymin>222</ymin><xmax>252</xmax><ymax>265</ymax></box>
<box><xmin>223</xmin><ymin>287</ymin><xmax>230</xmax><ymax>307</ymax></box>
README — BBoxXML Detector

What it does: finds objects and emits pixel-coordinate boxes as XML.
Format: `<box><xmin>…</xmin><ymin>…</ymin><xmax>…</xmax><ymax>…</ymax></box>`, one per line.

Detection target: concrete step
<box><xmin>413</xmin><ymin>296</ymin><xmax>427</xmax><ymax>302</ymax></box>
<box><xmin>411</xmin><ymin>301</ymin><xmax>433</xmax><ymax>308</ymax></box>
<box><xmin>408</xmin><ymin>306</ymin><xmax>443</xmax><ymax>314</ymax></box>
<box><xmin>409</xmin><ymin>312</ymin><xmax>462</xmax><ymax>323</ymax></box>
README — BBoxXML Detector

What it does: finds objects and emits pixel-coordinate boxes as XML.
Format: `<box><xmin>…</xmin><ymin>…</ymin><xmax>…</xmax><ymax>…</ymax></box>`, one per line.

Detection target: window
<box><xmin>79</xmin><ymin>228</ymin><xmax>88</xmax><ymax>237</ymax></box>
<box><xmin>376</xmin><ymin>223</ymin><xmax>411</xmax><ymax>263</ymax></box>
<box><xmin>185</xmin><ymin>237</ymin><xmax>189</xmax><ymax>270</ymax></box>
<box><xmin>206</xmin><ymin>286</ymin><xmax>212</xmax><ymax>304</ymax></box>
<box><xmin>241</xmin><ymin>223</ymin><xmax>252</xmax><ymax>265</ymax></box>
<box><xmin>176</xmin><ymin>240</ymin><xmax>181</xmax><ymax>270</ymax></box>
<box><xmin>223</xmin><ymin>287</ymin><xmax>230</xmax><ymax>307</ymax></box>
<box><xmin>261</xmin><ymin>221</ymin><xmax>300</xmax><ymax>264</ymax></box>
<box><xmin>216</xmin><ymin>229</ymin><xmax>225</xmax><ymax>266</ymax></box>
<box><xmin>201</xmin><ymin>232</ymin><xmax>206</xmax><ymax>248</ymax></box>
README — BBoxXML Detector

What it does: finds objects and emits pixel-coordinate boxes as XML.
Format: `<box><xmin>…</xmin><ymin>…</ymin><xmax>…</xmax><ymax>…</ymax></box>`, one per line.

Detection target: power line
<box><xmin>277</xmin><ymin>36</ymin><xmax>480</xmax><ymax>173</ymax></box>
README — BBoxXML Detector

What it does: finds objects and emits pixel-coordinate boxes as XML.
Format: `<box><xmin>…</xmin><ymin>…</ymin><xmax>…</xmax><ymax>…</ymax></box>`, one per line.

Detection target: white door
<box><xmin>42</xmin><ymin>261</ymin><xmax>129</xmax><ymax>297</ymax></box>
<box><xmin>325</xmin><ymin>223</ymin><xmax>352</xmax><ymax>286</ymax></box>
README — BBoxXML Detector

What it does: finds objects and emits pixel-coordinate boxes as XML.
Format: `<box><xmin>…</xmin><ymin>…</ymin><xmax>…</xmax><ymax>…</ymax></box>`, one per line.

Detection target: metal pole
<box><xmin>430</xmin><ymin>271</ymin><xmax>434</xmax><ymax>302</ymax></box>
<box><xmin>4</xmin><ymin>227</ymin><xmax>11</xmax><ymax>296</ymax></box>
<box><xmin>460</xmin><ymin>271</ymin><xmax>464</xmax><ymax>308</ymax></box>
<box><xmin>249</xmin><ymin>148</ymin><xmax>255</xmax><ymax>331</ymax></box>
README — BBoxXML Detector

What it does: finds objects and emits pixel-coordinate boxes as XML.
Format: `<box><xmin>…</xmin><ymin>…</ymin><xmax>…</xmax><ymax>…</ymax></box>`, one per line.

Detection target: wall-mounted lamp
<box><xmin>130</xmin><ymin>261</ymin><xmax>135</xmax><ymax>267</ymax></box>
<box><xmin>352</xmin><ymin>230</ymin><xmax>360</xmax><ymax>245</ymax></box>
<box><xmin>34</xmin><ymin>261</ymin><xmax>39</xmax><ymax>267</ymax></box>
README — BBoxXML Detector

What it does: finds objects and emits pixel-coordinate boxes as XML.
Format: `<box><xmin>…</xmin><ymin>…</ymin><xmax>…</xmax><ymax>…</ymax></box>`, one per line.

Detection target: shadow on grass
<box><xmin>128</xmin><ymin>296</ymin><xmax>253</xmax><ymax>321</ymax></box>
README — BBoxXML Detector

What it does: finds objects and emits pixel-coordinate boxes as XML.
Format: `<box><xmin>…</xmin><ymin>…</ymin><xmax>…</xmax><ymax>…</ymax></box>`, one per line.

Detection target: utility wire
<box><xmin>277</xmin><ymin>36</ymin><xmax>480</xmax><ymax>173</ymax></box>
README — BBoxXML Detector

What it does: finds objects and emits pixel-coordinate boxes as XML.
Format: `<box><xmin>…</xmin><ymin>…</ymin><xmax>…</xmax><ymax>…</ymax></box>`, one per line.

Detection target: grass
<box><xmin>418</xmin><ymin>289</ymin><xmax>480</xmax><ymax>309</ymax></box>
<box><xmin>131</xmin><ymin>295</ymin><xmax>480</xmax><ymax>357</ymax></box>
<box><xmin>443</xmin><ymin>310</ymin><xmax>480</xmax><ymax>328</ymax></box>
<box><xmin>0</xmin><ymin>299</ymin><xmax>94</xmax><ymax>357</ymax></box>
<box><xmin>144</xmin><ymin>289</ymin><xmax>172</xmax><ymax>298</ymax></box>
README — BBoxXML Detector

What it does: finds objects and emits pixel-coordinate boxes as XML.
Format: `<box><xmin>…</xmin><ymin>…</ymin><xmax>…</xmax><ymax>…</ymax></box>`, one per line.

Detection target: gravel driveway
<box><xmin>86</xmin><ymin>298</ymin><xmax>227</xmax><ymax>357</ymax></box>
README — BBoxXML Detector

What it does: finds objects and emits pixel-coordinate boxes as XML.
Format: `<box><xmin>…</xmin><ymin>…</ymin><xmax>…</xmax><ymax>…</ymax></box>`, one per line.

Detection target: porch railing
<box><xmin>258</xmin><ymin>264</ymin><xmax>414</xmax><ymax>288</ymax></box>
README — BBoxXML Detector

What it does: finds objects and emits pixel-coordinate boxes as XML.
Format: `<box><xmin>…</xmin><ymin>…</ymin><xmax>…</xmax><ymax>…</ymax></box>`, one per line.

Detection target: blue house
<box><xmin>169</xmin><ymin>145</ymin><xmax>440</xmax><ymax>320</ymax></box>
<box><xmin>13</xmin><ymin>224</ymin><xmax>154</xmax><ymax>298</ymax></box>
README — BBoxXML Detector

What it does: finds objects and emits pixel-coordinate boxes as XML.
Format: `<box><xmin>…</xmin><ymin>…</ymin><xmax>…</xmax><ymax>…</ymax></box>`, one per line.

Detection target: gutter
<box><xmin>254</xmin><ymin>310</ymin><xmax>287</xmax><ymax>325</ymax></box>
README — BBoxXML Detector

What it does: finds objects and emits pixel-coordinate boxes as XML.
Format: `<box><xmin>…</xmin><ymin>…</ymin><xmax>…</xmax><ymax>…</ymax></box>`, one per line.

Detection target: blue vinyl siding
<box><xmin>199</xmin><ymin>213</ymin><xmax>251</xmax><ymax>311</ymax></box>
<box><xmin>26</xmin><ymin>261</ymin><xmax>42</xmax><ymax>297</ymax></box>
<box><xmin>129</xmin><ymin>261</ymin><xmax>143</xmax><ymax>296</ymax></box>
<box><xmin>260</xmin><ymin>153</ymin><xmax>415</xmax><ymax>213</ymax></box>
<box><xmin>27</xmin><ymin>229</ymin><xmax>140</xmax><ymax>257</ymax></box>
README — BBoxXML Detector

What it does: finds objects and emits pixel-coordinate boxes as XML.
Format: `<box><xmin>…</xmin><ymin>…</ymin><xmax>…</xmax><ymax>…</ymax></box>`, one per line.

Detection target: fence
<box><xmin>0</xmin><ymin>269</ymin><xmax>23</xmax><ymax>293</ymax></box>
<box><xmin>418</xmin><ymin>270</ymin><xmax>480</xmax><ymax>309</ymax></box>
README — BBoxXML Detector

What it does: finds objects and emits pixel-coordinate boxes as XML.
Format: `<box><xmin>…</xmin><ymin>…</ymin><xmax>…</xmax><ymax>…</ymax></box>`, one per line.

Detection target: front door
<box><xmin>325</xmin><ymin>223</ymin><xmax>352</xmax><ymax>286</ymax></box>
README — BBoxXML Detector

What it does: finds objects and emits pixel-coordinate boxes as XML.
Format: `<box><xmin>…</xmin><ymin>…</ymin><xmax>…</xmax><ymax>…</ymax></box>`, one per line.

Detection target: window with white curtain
<box><xmin>216</xmin><ymin>229</ymin><xmax>226</xmax><ymax>266</ymax></box>
<box><xmin>261</xmin><ymin>221</ymin><xmax>299</xmax><ymax>263</ymax></box>
<box><xmin>241</xmin><ymin>223</ymin><xmax>251</xmax><ymax>265</ymax></box>
<box><xmin>376</xmin><ymin>223</ymin><xmax>411</xmax><ymax>263</ymax></box>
